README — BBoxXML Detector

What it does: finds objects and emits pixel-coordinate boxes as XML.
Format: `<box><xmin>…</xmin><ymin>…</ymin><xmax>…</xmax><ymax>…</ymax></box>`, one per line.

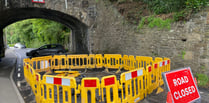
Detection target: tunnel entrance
<box><xmin>0</xmin><ymin>8</ymin><xmax>89</xmax><ymax>54</ymax></box>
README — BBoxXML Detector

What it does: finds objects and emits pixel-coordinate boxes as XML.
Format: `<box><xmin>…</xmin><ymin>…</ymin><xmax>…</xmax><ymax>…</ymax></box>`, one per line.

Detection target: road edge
<box><xmin>10</xmin><ymin>50</ymin><xmax>25</xmax><ymax>103</ymax></box>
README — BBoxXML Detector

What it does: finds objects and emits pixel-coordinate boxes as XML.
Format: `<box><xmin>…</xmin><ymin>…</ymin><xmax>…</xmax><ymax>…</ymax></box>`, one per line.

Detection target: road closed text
<box><xmin>172</xmin><ymin>76</ymin><xmax>196</xmax><ymax>100</ymax></box>
<box><xmin>173</xmin><ymin>86</ymin><xmax>195</xmax><ymax>100</ymax></box>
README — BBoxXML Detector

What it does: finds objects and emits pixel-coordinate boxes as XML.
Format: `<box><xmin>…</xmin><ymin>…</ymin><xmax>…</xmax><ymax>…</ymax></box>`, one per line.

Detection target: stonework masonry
<box><xmin>90</xmin><ymin>1</ymin><xmax>209</xmax><ymax>76</ymax></box>
<box><xmin>0</xmin><ymin>0</ymin><xmax>209</xmax><ymax>75</ymax></box>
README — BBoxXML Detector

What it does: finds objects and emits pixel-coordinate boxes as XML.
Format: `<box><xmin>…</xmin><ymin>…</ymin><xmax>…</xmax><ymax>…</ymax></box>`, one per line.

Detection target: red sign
<box><xmin>162</xmin><ymin>67</ymin><xmax>201</xmax><ymax>103</ymax></box>
<box><xmin>32</xmin><ymin>0</ymin><xmax>45</xmax><ymax>3</ymax></box>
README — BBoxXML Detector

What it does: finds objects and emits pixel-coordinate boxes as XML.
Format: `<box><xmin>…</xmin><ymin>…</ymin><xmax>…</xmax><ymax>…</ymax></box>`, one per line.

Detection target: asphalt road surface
<box><xmin>0</xmin><ymin>48</ymin><xmax>21</xmax><ymax>103</ymax></box>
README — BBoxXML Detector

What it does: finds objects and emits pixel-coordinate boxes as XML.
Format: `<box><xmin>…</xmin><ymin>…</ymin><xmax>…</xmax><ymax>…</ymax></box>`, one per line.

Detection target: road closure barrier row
<box><xmin>24</xmin><ymin>54</ymin><xmax>170</xmax><ymax>103</ymax></box>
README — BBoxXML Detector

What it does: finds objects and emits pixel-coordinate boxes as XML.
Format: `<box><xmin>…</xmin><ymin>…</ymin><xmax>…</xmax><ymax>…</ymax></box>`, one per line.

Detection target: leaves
<box><xmin>142</xmin><ymin>0</ymin><xmax>207</xmax><ymax>14</ymax></box>
<box><xmin>5</xmin><ymin>19</ymin><xmax>70</xmax><ymax>48</ymax></box>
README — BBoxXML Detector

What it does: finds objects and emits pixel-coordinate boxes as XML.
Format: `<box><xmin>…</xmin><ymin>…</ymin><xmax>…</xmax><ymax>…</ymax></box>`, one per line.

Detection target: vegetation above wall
<box><xmin>110</xmin><ymin>0</ymin><xmax>209</xmax><ymax>29</ymax></box>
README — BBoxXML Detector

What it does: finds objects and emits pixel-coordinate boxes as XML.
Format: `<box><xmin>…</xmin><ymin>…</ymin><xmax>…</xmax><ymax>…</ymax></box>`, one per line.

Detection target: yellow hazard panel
<box><xmin>88</xmin><ymin>54</ymin><xmax>96</xmax><ymax>68</ymax></box>
<box><xmin>135</xmin><ymin>56</ymin><xmax>154</xmax><ymax>69</ymax></box>
<box><xmin>146</xmin><ymin>65</ymin><xmax>154</xmax><ymax>94</ymax></box>
<box><xmin>80</xmin><ymin>77</ymin><xmax>100</xmax><ymax>103</ymax></box>
<box><xmin>152</xmin><ymin>62</ymin><xmax>160</xmax><ymax>90</ymax></box>
<box><xmin>123</xmin><ymin>55</ymin><xmax>129</xmax><ymax>70</ymax></box>
<box><xmin>67</xmin><ymin>54</ymin><xmax>89</xmax><ymax>69</ymax></box>
<box><xmin>95</xmin><ymin>54</ymin><xmax>103</xmax><ymax>68</ymax></box>
<box><xmin>101</xmin><ymin>75</ymin><xmax>120</xmax><ymax>103</ymax></box>
<box><xmin>51</xmin><ymin>55</ymin><xmax>67</xmax><ymax>70</ymax></box>
<box><xmin>120</xmin><ymin>68</ymin><xmax>146</xmax><ymax>103</ymax></box>
<box><xmin>154</xmin><ymin>57</ymin><xmax>163</xmax><ymax>62</ymax></box>
<box><xmin>104</xmin><ymin>54</ymin><xmax>122</xmax><ymax>69</ymax></box>
<box><xmin>41</xmin><ymin>75</ymin><xmax>77</xmax><ymax>103</ymax></box>
<box><xmin>164</xmin><ymin>58</ymin><xmax>170</xmax><ymax>71</ymax></box>
<box><xmin>128</xmin><ymin>55</ymin><xmax>135</xmax><ymax>70</ymax></box>
<box><xmin>30</xmin><ymin>56</ymin><xmax>52</xmax><ymax>72</ymax></box>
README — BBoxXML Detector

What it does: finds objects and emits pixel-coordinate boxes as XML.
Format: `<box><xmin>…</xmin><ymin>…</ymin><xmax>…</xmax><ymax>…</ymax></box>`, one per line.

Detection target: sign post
<box><xmin>162</xmin><ymin>67</ymin><xmax>201</xmax><ymax>103</ymax></box>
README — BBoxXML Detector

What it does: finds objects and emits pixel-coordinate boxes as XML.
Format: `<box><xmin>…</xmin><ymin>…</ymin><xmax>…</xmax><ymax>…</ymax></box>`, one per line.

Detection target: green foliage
<box><xmin>186</xmin><ymin>0</ymin><xmax>208</xmax><ymax>12</ymax></box>
<box><xmin>142</xmin><ymin>0</ymin><xmax>186</xmax><ymax>14</ymax></box>
<box><xmin>173</xmin><ymin>10</ymin><xmax>188</xmax><ymax>21</ymax></box>
<box><xmin>137</xmin><ymin>17</ymin><xmax>146</xmax><ymax>29</ymax></box>
<box><xmin>4</xmin><ymin>19</ymin><xmax>70</xmax><ymax>48</ymax></box>
<box><xmin>138</xmin><ymin>16</ymin><xmax>172</xmax><ymax>29</ymax></box>
<box><xmin>182</xmin><ymin>50</ymin><xmax>186</xmax><ymax>59</ymax></box>
<box><xmin>8</xmin><ymin>44</ymin><xmax>14</xmax><ymax>47</ymax></box>
<box><xmin>141</xmin><ymin>0</ymin><xmax>208</xmax><ymax>14</ymax></box>
<box><xmin>196</xmin><ymin>73</ymin><xmax>209</xmax><ymax>86</ymax></box>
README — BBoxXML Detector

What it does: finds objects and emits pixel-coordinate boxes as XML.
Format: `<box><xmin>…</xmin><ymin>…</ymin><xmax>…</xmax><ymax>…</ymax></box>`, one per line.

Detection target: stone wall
<box><xmin>0</xmin><ymin>0</ymin><xmax>209</xmax><ymax>75</ymax></box>
<box><xmin>90</xmin><ymin>0</ymin><xmax>209</xmax><ymax>75</ymax></box>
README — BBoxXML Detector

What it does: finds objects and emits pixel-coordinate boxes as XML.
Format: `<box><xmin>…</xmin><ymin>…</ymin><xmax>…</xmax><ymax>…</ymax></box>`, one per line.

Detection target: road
<box><xmin>0</xmin><ymin>48</ymin><xmax>22</xmax><ymax>103</ymax></box>
<box><xmin>12</xmin><ymin>48</ymin><xmax>36</xmax><ymax>103</ymax></box>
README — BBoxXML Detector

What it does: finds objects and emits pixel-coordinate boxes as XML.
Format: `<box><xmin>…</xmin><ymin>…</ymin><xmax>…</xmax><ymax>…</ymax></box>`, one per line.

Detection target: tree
<box><xmin>5</xmin><ymin>18</ymin><xmax>71</xmax><ymax>48</ymax></box>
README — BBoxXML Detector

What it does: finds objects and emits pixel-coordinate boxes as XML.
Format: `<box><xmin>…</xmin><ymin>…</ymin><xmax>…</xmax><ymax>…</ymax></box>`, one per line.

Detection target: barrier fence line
<box><xmin>23</xmin><ymin>54</ymin><xmax>170</xmax><ymax>103</ymax></box>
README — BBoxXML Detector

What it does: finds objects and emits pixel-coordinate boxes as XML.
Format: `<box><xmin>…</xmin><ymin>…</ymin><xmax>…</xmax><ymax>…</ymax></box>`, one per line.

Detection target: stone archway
<box><xmin>0</xmin><ymin>8</ymin><xmax>89</xmax><ymax>54</ymax></box>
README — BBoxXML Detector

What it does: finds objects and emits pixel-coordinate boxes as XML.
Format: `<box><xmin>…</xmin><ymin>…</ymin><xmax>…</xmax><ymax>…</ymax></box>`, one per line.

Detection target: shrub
<box><xmin>186</xmin><ymin>0</ymin><xmax>208</xmax><ymax>12</ymax></box>
<box><xmin>196</xmin><ymin>73</ymin><xmax>209</xmax><ymax>86</ymax></box>
<box><xmin>142</xmin><ymin>0</ymin><xmax>186</xmax><ymax>14</ymax></box>
<box><xmin>142</xmin><ymin>0</ymin><xmax>208</xmax><ymax>14</ymax></box>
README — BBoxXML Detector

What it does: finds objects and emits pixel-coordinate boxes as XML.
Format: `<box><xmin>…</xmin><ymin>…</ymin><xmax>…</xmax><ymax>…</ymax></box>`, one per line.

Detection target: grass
<box><xmin>196</xmin><ymin>73</ymin><xmax>209</xmax><ymax>86</ymax></box>
<box><xmin>138</xmin><ymin>16</ymin><xmax>173</xmax><ymax>30</ymax></box>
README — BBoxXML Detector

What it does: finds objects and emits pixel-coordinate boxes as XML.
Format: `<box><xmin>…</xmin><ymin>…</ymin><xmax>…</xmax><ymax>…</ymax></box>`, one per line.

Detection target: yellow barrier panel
<box><xmin>24</xmin><ymin>59</ymin><xmax>31</xmax><ymax>83</ymax></box>
<box><xmin>66</xmin><ymin>55</ymin><xmax>89</xmax><ymax>69</ymax></box>
<box><xmin>104</xmin><ymin>54</ymin><xmax>122</xmax><ymax>69</ymax></box>
<box><xmin>28</xmin><ymin>64</ymin><xmax>35</xmax><ymax>86</ymax></box>
<box><xmin>34</xmin><ymin>73</ymin><xmax>41</xmax><ymax>103</ymax></box>
<box><xmin>95</xmin><ymin>54</ymin><xmax>103</xmax><ymax>68</ymax></box>
<box><xmin>164</xmin><ymin>58</ymin><xmax>170</xmax><ymax>72</ymax></box>
<box><xmin>88</xmin><ymin>54</ymin><xmax>96</xmax><ymax>68</ymax></box>
<box><xmin>120</xmin><ymin>68</ymin><xmax>146</xmax><ymax>103</ymax></box>
<box><xmin>41</xmin><ymin>75</ymin><xmax>77</xmax><ymax>103</ymax></box>
<box><xmin>158</xmin><ymin>59</ymin><xmax>170</xmax><ymax>86</ymax></box>
<box><xmin>123</xmin><ymin>55</ymin><xmax>129</xmax><ymax>70</ymax></box>
<box><xmin>128</xmin><ymin>55</ymin><xmax>135</xmax><ymax>70</ymax></box>
<box><xmin>80</xmin><ymin>78</ymin><xmax>100</xmax><ymax>103</ymax></box>
<box><xmin>135</xmin><ymin>56</ymin><xmax>153</xmax><ymax>69</ymax></box>
<box><xmin>30</xmin><ymin>56</ymin><xmax>52</xmax><ymax>72</ymax></box>
<box><xmin>152</xmin><ymin>62</ymin><xmax>160</xmax><ymax>90</ymax></box>
<box><xmin>143</xmin><ymin>62</ymin><xmax>160</xmax><ymax>93</ymax></box>
<box><xmin>51</xmin><ymin>55</ymin><xmax>67</xmax><ymax>70</ymax></box>
<box><xmin>101</xmin><ymin>75</ymin><xmax>120</xmax><ymax>103</ymax></box>
<box><xmin>145</xmin><ymin>65</ymin><xmax>153</xmax><ymax>95</ymax></box>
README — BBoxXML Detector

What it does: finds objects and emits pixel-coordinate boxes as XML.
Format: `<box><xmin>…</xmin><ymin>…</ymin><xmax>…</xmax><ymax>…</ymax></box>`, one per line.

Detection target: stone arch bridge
<box><xmin>0</xmin><ymin>0</ymin><xmax>99</xmax><ymax>55</ymax></box>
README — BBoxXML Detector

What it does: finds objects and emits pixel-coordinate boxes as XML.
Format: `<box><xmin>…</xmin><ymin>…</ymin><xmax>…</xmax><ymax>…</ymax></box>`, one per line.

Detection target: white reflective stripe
<box><xmin>45</xmin><ymin>60</ymin><xmax>48</xmax><ymax>68</ymax></box>
<box><xmin>46</xmin><ymin>77</ymin><xmax>54</xmax><ymax>84</ymax></box>
<box><xmin>137</xmin><ymin>69</ymin><xmax>143</xmax><ymax>76</ymax></box>
<box><xmin>165</xmin><ymin>61</ymin><xmax>167</xmax><ymax>65</ymax></box>
<box><xmin>125</xmin><ymin>73</ymin><xmax>132</xmax><ymax>81</ymax></box>
<box><xmin>160</xmin><ymin>62</ymin><xmax>163</xmax><ymax>67</ymax></box>
<box><xmin>134</xmin><ymin>97</ymin><xmax>140</xmax><ymax>102</ymax></box>
<box><xmin>62</xmin><ymin>78</ymin><xmax>70</xmax><ymax>86</ymax></box>
<box><xmin>41</xmin><ymin>61</ymin><xmax>44</xmax><ymax>69</ymax></box>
